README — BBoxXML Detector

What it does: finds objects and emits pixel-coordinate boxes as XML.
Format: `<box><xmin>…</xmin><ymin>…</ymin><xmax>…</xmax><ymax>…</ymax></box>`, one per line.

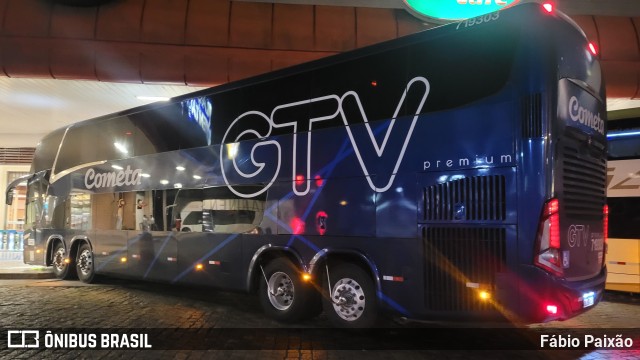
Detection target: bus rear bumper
<box><xmin>519</xmin><ymin>265</ymin><xmax>607</xmax><ymax>323</ymax></box>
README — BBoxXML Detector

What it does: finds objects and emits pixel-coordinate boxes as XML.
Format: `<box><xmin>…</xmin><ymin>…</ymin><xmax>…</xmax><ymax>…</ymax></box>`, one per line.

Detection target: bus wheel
<box><xmin>76</xmin><ymin>243</ymin><xmax>96</xmax><ymax>283</ymax></box>
<box><xmin>259</xmin><ymin>258</ymin><xmax>315</xmax><ymax>322</ymax></box>
<box><xmin>323</xmin><ymin>263</ymin><xmax>377</xmax><ymax>328</ymax></box>
<box><xmin>51</xmin><ymin>242</ymin><xmax>76</xmax><ymax>280</ymax></box>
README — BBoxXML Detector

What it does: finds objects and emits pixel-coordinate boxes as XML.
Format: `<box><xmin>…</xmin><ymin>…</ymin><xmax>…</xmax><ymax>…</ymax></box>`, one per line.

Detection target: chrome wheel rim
<box><xmin>267</xmin><ymin>271</ymin><xmax>294</xmax><ymax>311</ymax></box>
<box><xmin>53</xmin><ymin>247</ymin><xmax>66</xmax><ymax>272</ymax></box>
<box><xmin>77</xmin><ymin>249</ymin><xmax>93</xmax><ymax>276</ymax></box>
<box><xmin>331</xmin><ymin>278</ymin><xmax>366</xmax><ymax>321</ymax></box>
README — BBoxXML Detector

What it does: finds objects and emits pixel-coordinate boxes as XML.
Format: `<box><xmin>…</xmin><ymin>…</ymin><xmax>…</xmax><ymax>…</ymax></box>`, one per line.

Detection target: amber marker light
<box><xmin>479</xmin><ymin>291</ymin><xmax>491</xmax><ymax>301</ymax></box>
<box><xmin>64</xmin><ymin>258</ymin><xmax>71</xmax><ymax>264</ymax></box>
<box><xmin>120</xmin><ymin>257</ymin><xmax>127</xmax><ymax>263</ymax></box>
<box><xmin>302</xmin><ymin>273</ymin><xmax>312</xmax><ymax>282</ymax></box>
<box><xmin>195</xmin><ymin>264</ymin><xmax>204</xmax><ymax>271</ymax></box>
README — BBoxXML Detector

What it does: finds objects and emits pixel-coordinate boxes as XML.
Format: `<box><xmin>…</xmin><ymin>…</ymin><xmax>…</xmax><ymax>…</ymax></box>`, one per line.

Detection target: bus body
<box><xmin>7</xmin><ymin>3</ymin><xmax>607</xmax><ymax>326</ymax></box>
<box><xmin>606</xmin><ymin>127</ymin><xmax>640</xmax><ymax>293</ymax></box>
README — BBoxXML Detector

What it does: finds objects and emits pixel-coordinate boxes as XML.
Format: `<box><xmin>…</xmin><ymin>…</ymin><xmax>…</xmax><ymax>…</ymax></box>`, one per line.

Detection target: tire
<box><xmin>51</xmin><ymin>242</ymin><xmax>76</xmax><ymax>280</ymax></box>
<box><xmin>75</xmin><ymin>243</ymin><xmax>96</xmax><ymax>283</ymax></box>
<box><xmin>259</xmin><ymin>258</ymin><xmax>319</xmax><ymax>323</ymax></box>
<box><xmin>322</xmin><ymin>263</ymin><xmax>378</xmax><ymax>328</ymax></box>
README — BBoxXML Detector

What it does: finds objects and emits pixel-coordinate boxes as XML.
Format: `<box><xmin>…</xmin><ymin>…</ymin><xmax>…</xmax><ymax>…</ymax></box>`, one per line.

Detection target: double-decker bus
<box><xmin>6</xmin><ymin>3</ymin><xmax>608</xmax><ymax>327</ymax></box>
<box><xmin>606</xmin><ymin>121</ymin><xmax>640</xmax><ymax>293</ymax></box>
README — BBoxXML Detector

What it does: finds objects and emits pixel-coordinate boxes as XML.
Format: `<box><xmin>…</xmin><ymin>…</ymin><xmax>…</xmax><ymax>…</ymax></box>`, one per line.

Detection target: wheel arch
<box><xmin>45</xmin><ymin>234</ymin><xmax>65</xmax><ymax>266</ymax></box>
<box><xmin>308</xmin><ymin>248</ymin><xmax>382</xmax><ymax>298</ymax></box>
<box><xmin>69</xmin><ymin>236</ymin><xmax>92</xmax><ymax>262</ymax></box>
<box><xmin>245</xmin><ymin>245</ymin><xmax>306</xmax><ymax>293</ymax></box>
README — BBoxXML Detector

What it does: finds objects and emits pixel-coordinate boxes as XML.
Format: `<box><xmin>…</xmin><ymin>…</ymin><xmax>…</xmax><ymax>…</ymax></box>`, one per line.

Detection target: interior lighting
<box><xmin>193</xmin><ymin>175</ymin><xmax>202</xmax><ymax>180</ymax></box>
<box><xmin>112</xmin><ymin>165</ymin><xmax>123</xmax><ymax>170</ymax></box>
<box><xmin>114</xmin><ymin>142</ymin><xmax>128</xmax><ymax>154</ymax></box>
<box><xmin>160</xmin><ymin>180</ymin><xmax>169</xmax><ymax>185</ymax></box>
<box><xmin>176</xmin><ymin>166</ymin><xmax>186</xmax><ymax>171</ymax></box>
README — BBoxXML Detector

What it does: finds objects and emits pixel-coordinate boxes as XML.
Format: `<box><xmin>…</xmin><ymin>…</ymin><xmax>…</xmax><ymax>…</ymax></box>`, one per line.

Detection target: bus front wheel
<box><xmin>76</xmin><ymin>243</ymin><xmax>96</xmax><ymax>283</ymax></box>
<box><xmin>51</xmin><ymin>242</ymin><xmax>76</xmax><ymax>280</ymax></box>
<box><xmin>259</xmin><ymin>258</ymin><xmax>317</xmax><ymax>322</ymax></box>
<box><xmin>323</xmin><ymin>263</ymin><xmax>378</xmax><ymax>328</ymax></box>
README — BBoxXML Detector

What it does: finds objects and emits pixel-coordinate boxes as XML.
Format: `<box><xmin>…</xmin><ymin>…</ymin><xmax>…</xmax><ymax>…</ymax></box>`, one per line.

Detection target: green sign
<box><xmin>403</xmin><ymin>0</ymin><xmax>521</xmax><ymax>22</ymax></box>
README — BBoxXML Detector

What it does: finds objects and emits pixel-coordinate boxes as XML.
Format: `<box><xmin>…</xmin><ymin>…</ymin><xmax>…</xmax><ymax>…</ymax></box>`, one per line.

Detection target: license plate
<box><xmin>583</xmin><ymin>292</ymin><xmax>595</xmax><ymax>308</ymax></box>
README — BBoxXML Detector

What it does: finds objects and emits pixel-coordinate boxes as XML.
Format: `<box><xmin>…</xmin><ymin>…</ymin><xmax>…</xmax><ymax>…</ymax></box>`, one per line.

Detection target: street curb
<box><xmin>0</xmin><ymin>271</ymin><xmax>55</xmax><ymax>280</ymax></box>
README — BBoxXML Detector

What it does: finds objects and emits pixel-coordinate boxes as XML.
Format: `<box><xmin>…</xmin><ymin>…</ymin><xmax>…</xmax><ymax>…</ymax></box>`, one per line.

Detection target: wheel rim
<box><xmin>53</xmin><ymin>247</ymin><xmax>66</xmax><ymax>272</ymax></box>
<box><xmin>331</xmin><ymin>277</ymin><xmax>366</xmax><ymax>321</ymax></box>
<box><xmin>267</xmin><ymin>271</ymin><xmax>295</xmax><ymax>311</ymax></box>
<box><xmin>77</xmin><ymin>249</ymin><xmax>93</xmax><ymax>276</ymax></box>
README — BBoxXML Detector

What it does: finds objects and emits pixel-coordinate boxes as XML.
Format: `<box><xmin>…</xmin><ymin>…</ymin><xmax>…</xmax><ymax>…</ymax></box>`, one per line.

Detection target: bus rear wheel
<box><xmin>323</xmin><ymin>263</ymin><xmax>377</xmax><ymax>328</ymax></box>
<box><xmin>259</xmin><ymin>258</ymin><xmax>318</xmax><ymax>323</ymax></box>
<box><xmin>51</xmin><ymin>242</ymin><xmax>76</xmax><ymax>280</ymax></box>
<box><xmin>76</xmin><ymin>243</ymin><xmax>96</xmax><ymax>283</ymax></box>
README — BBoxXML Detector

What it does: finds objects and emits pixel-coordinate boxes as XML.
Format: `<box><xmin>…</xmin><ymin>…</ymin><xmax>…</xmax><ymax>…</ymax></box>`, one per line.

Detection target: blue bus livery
<box><xmin>6</xmin><ymin>3</ymin><xmax>608</xmax><ymax>327</ymax></box>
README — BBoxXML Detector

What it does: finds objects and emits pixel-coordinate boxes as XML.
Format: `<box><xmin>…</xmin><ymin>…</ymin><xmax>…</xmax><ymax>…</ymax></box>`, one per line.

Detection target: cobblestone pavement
<box><xmin>0</xmin><ymin>277</ymin><xmax>638</xmax><ymax>359</ymax></box>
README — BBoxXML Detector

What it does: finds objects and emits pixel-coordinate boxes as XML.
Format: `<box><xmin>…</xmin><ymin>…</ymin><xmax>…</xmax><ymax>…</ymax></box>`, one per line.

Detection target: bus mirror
<box><xmin>6</xmin><ymin>188</ymin><xmax>14</xmax><ymax>205</ymax></box>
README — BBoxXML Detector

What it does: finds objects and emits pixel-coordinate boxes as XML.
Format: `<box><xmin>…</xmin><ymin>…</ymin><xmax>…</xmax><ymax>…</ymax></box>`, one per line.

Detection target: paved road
<box><xmin>0</xmin><ymin>277</ymin><xmax>638</xmax><ymax>359</ymax></box>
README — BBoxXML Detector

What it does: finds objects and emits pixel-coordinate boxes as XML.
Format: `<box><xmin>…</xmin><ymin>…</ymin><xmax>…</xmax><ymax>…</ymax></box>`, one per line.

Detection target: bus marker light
<box><xmin>195</xmin><ymin>264</ymin><xmax>204</xmax><ymax>271</ymax></box>
<box><xmin>382</xmin><ymin>276</ymin><xmax>404</xmax><ymax>282</ymax></box>
<box><xmin>120</xmin><ymin>257</ymin><xmax>127</xmax><ymax>263</ymax></box>
<box><xmin>546</xmin><ymin>304</ymin><xmax>558</xmax><ymax>315</ymax></box>
<box><xmin>479</xmin><ymin>291</ymin><xmax>491</xmax><ymax>300</ymax></box>
<box><xmin>302</xmin><ymin>273</ymin><xmax>312</xmax><ymax>282</ymax></box>
<box><xmin>64</xmin><ymin>258</ymin><xmax>71</xmax><ymax>264</ymax></box>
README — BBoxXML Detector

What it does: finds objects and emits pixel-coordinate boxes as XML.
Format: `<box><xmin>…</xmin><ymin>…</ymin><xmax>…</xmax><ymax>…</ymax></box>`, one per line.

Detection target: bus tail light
<box><xmin>534</xmin><ymin>198</ymin><xmax>563</xmax><ymax>276</ymax></box>
<box><xmin>542</xmin><ymin>3</ymin><xmax>554</xmax><ymax>13</ymax></box>
<box><xmin>545</xmin><ymin>304</ymin><xmax>558</xmax><ymax>315</ymax></box>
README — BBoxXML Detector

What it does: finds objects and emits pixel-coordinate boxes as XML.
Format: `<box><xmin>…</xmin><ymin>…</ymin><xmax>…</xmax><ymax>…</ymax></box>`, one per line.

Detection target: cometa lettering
<box><xmin>85</xmin><ymin>166</ymin><xmax>142</xmax><ymax>190</ymax></box>
<box><xmin>568</xmin><ymin>96</ymin><xmax>605</xmax><ymax>135</ymax></box>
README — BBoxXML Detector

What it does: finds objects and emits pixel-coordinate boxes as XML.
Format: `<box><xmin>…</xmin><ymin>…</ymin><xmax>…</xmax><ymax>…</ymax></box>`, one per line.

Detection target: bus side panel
<box><xmin>176</xmin><ymin>232</ymin><xmax>245</xmax><ymax>290</ymax></box>
<box><xmin>92</xmin><ymin>230</ymin><xmax>129</xmax><ymax>275</ymax></box>
<box><xmin>126</xmin><ymin>230</ymin><xmax>178</xmax><ymax>282</ymax></box>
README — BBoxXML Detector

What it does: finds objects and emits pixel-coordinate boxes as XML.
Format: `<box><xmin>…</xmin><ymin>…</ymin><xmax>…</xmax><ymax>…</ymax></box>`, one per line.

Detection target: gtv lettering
<box><xmin>568</xmin><ymin>224</ymin><xmax>589</xmax><ymax>248</ymax></box>
<box><xmin>220</xmin><ymin>77</ymin><xmax>430</xmax><ymax>198</ymax></box>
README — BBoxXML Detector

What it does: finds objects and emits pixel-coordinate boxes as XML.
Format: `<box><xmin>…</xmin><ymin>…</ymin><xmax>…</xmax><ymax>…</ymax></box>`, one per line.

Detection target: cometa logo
<box><xmin>568</xmin><ymin>96</ymin><xmax>605</xmax><ymax>135</ymax></box>
<box><xmin>84</xmin><ymin>166</ymin><xmax>143</xmax><ymax>190</ymax></box>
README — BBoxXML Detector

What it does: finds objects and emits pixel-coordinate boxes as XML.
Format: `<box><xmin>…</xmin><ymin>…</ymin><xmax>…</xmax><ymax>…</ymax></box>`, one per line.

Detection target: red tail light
<box><xmin>542</xmin><ymin>3</ymin><xmax>554</xmax><ymax>13</ymax></box>
<box><xmin>534</xmin><ymin>198</ymin><xmax>563</xmax><ymax>276</ymax></box>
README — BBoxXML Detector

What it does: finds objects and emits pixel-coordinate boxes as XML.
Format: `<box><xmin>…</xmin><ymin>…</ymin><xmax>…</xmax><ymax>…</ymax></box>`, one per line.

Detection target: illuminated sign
<box><xmin>403</xmin><ymin>0</ymin><xmax>520</xmax><ymax>22</ymax></box>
